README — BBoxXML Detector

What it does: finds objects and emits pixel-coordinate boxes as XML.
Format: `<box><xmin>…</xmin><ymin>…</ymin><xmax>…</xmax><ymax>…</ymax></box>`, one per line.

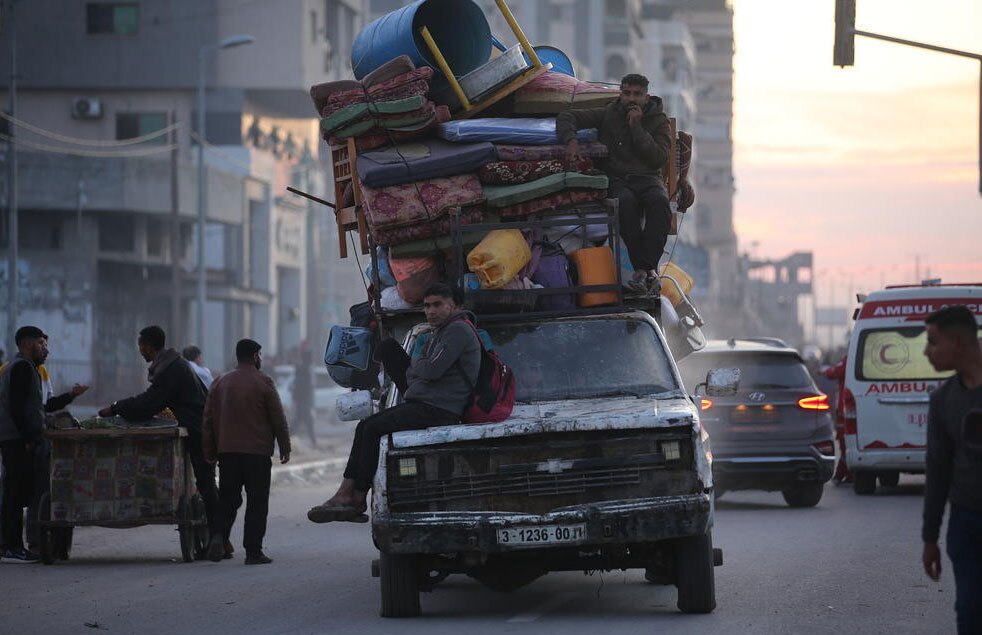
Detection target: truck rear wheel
<box><xmin>878</xmin><ymin>471</ymin><xmax>900</xmax><ymax>488</ymax></box>
<box><xmin>380</xmin><ymin>552</ymin><xmax>420</xmax><ymax>618</ymax></box>
<box><xmin>675</xmin><ymin>532</ymin><xmax>716</xmax><ymax>614</ymax></box>
<box><xmin>853</xmin><ymin>472</ymin><xmax>877</xmax><ymax>495</ymax></box>
<box><xmin>782</xmin><ymin>482</ymin><xmax>824</xmax><ymax>507</ymax></box>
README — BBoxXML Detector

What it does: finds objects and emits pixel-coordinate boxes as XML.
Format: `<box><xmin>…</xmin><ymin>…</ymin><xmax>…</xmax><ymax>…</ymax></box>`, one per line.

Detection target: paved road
<box><xmin>1</xmin><ymin>473</ymin><xmax>956</xmax><ymax>635</ymax></box>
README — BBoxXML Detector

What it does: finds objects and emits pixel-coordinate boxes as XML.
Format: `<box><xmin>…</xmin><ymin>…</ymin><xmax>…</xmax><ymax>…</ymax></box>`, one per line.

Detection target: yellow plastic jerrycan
<box><xmin>467</xmin><ymin>229</ymin><xmax>531</xmax><ymax>289</ymax></box>
<box><xmin>570</xmin><ymin>246</ymin><xmax>618</xmax><ymax>307</ymax></box>
<box><xmin>658</xmin><ymin>261</ymin><xmax>694</xmax><ymax>307</ymax></box>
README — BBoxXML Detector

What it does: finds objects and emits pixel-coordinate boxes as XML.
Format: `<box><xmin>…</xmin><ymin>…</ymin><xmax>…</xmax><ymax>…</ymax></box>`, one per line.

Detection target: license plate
<box><xmin>497</xmin><ymin>524</ymin><xmax>586</xmax><ymax>546</ymax></box>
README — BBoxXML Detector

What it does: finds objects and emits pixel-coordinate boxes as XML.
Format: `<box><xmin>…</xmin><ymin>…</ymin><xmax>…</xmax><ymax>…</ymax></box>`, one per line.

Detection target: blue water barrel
<box><xmin>351</xmin><ymin>0</ymin><xmax>492</xmax><ymax>81</ymax></box>
<box><xmin>531</xmin><ymin>46</ymin><xmax>575</xmax><ymax>78</ymax></box>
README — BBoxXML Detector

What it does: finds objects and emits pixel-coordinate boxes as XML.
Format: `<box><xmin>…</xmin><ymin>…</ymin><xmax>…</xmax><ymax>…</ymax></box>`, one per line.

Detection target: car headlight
<box><xmin>397</xmin><ymin>457</ymin><xmax>419</xmax><ymax>477</ymax></box>
<box><xmin>661</xmin><ymin>441</ymin><xmax>681</xmax><ymax>461</ymax></box>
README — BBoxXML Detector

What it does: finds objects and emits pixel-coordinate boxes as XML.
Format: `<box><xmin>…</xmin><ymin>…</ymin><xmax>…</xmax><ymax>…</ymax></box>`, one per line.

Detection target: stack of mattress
<box><xmin>310</xmin><ymin>55</ymin><xmax>451</xmax><ymax>152</ymax></box>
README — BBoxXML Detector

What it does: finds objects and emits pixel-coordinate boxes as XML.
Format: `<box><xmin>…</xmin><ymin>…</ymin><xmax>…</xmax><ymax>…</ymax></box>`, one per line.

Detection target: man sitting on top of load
<box><xmin>556</xmin><ymin>73</ymin><xmax>671</xmax><ymax>295</ymax></box>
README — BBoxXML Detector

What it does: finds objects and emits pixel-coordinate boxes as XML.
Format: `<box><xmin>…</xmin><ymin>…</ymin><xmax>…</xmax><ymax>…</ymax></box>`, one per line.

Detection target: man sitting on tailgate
<box><xmin>306</xmin><ymin>283</ymin><xmax>480</xmax><ymax>523</ymax></box>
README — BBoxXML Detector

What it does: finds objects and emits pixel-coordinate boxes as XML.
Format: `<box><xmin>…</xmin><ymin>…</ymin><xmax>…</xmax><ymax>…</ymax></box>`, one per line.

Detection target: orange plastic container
<box><xmin>570</xmin><ymin>246</ymin><xmax>618</xmax><ymax>307</ymax></box>
<box><xmin>658</xmin><ymin>261</ymin><xmax>694</xmax><ymax>307</ymax></box>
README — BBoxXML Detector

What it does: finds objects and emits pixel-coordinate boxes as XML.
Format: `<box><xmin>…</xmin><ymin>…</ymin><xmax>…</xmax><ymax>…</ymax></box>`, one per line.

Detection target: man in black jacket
<box><xmin>556</xmin><ymin>73</ymin><xmax>672</xmax><ymax>294</ymax></box>
<box><xmin>0</xmin><ymin>326</ymin><xmax>48</xmax><ymax>563</ymax></box>
<box><xmin>99</xmin><ymin>326</ymin><xmax>222</xmax><ymax>555</ymax></box>
<box><xmin>921</xmin><ymin>305</ymin><xmax>982</xmax><ymax>634</ymax></box>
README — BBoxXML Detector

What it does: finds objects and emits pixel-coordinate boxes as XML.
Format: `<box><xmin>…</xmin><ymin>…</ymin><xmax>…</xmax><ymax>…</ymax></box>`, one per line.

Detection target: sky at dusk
<box><xmin>731</xmin><ymin>0</ymin><xmax>981</xmax><ymax>306</ymax></box>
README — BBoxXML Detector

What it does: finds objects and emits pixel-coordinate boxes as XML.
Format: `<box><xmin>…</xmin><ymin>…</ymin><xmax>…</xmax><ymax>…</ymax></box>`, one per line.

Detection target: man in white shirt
<box><xmin>182</xmin><ymin>345</ymin><xmax>214</xmax><ymax>389</ymax></box>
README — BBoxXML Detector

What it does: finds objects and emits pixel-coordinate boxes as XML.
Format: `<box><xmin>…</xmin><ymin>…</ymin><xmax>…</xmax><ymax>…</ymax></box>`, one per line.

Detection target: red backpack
<box><xmin>457</xmin><ymin>320</ymin><xmax>516</xmax><ymax>424</ymax></box>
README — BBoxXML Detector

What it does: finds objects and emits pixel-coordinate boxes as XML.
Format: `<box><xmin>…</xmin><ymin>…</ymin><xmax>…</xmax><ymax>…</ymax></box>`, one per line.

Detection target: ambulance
<box><xmin>844</xmin><ymin>282</ymin><xmax>982</xmax><ymax>495</ymax></box>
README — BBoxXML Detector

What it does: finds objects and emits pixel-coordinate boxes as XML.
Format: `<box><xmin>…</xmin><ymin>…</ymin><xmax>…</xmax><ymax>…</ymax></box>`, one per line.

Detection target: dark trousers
<box><xmin>376</xmin><ymin>339</ymin><xmax>412</xmax><ymax>394</ymax></box>
<box><xmin>609</xmin><ymin>175</ymin><xmax>671</xmax><ymax>272</ymax></box>
<box><xmin>343</xmin><ymin>402</ymin><xmax>458</xmax><ymax>491</ymax></box>
<box><xmin>1</xmin><ymin>439</ymin><xmax>34</xmax><ymax>551</ymax></box>
<box><xmin>218</xmin><ymin>453</ymin><xmax>272</xmax><ymax>554</ymax></box>
<box><xmin>26</xmin><ymin>437</ymin><xmax>51</xmax><ymax>548</ymax></box>
<box><xmin>947</xmin><ymin>503</ymin><xmax>982</xmax><ymax>635</ymax></box>
<box><xmin>186</xmin><ymin>428</ymin><xmax>221</xmax><ymax>535</ymax></box>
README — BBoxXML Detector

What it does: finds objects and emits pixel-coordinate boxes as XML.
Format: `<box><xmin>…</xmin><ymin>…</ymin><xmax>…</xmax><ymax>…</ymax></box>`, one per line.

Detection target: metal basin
<box><xmin>458</xmin><ymin>44</ymin><xmax>530</xmax><ymax>101</ymax></box>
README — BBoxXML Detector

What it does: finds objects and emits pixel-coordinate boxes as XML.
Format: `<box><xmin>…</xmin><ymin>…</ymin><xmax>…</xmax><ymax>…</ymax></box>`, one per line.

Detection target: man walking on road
<box><xmin>921</xmin><ymin>305</ymin><xmax>982</xmax><ymax>634</ymax></box>
<box><xmin>203</xmin><ymin>339</ymin><xmax>290</xmax><ymax>565</ymax></box>
<box><xmin>99</xmin><ymin>326</ymin><xmax>221</xmax><ymax>557</ymax></box>
<box><xmin>0</xmin><ymin>326</ymin><xmax>48</xmax><ymax>563</ymax></box>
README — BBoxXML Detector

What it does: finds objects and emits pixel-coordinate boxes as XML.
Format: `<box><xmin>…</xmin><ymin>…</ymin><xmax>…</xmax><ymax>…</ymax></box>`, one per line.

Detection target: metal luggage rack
<box><xmin>448</xmin><ymin>200</ymin><xmax>626</xmax><ymax>322</ymax></box>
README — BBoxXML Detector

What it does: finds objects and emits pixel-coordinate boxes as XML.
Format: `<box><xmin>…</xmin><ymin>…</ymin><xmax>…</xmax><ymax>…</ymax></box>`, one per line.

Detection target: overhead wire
<box><xmin>0</xmin><ymin>132</ymin><xmax>177</xmax><ymax>158</ymax></box>
<box><xmin>0</xmin><ymin>111</ymin><xmax>179</xmax><ymax>147</ymax></box>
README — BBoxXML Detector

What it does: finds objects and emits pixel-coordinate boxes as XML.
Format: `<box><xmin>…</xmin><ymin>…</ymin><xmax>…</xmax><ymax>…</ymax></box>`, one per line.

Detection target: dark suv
<box><xmin>679</xmin><ymin>339</ymin><xmax>835</xmax><ymax>507</ymax></box>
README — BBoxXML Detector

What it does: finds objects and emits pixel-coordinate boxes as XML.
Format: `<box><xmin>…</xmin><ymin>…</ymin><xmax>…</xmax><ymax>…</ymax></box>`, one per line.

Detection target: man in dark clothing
<box><xmin>308</xmin><ymin>283</ymin><xmax>480</xmax><ymax>523</ymax></box>
<box><xmin>98</xmin><ymin>325</ymin><xmax>221</xmax><ymax>555</ymax></box>
<box><xmin>25</xmin><ymin>335</ymin><xmax>89</xmax><ymax>553</ymax></box>
<box><xmin>556</xmin><ymin>73</ymin><xmax>672</xmax><ymax>294</ymax></box>
<box><xmin>0</xmin><ymin>326</ymin><xmax>48</xmax><ymax>563</ymax></box>
<box><xmin>921</xmin><ymin>305</ymin><xmax>982</xmax><ymax>634</ymax></box>
<box><xmin>203</xmin><ymin>339</ymin><xmax>291</xmax><ymax>565</ymax></box>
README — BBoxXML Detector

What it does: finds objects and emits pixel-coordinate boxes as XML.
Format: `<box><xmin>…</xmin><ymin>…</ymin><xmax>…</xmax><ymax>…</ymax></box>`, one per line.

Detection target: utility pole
<box><xmin>5</xmin><ymin>0</ymin><xmax>17</xmax><ymax>335</ymax></box>
<box><xmin>169</xmin><ymin>110</ymin><xmax>181</xmax><ymax>344</ymax></box>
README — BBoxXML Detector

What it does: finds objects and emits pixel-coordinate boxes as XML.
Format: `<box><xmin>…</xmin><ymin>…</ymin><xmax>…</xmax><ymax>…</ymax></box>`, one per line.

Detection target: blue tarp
<box><xmin>436</xmin><ymin>118</ymin><xmax>598</xmax><ymax>145</ymax></box>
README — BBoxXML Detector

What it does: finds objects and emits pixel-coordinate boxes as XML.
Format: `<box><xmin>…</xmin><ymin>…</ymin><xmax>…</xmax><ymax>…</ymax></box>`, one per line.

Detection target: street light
<box><xmin>196</xmin><ymin>34</ymin><xmax>254</xmax><ymax>355</ymax></box>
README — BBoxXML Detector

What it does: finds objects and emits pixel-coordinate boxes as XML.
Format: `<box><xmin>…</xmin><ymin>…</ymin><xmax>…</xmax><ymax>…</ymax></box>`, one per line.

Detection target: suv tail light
<box><xmin>842</xmin><ymin>387</ymin><xmax>857</xmax><ymax>435</ymax></box>
<box><xmin>814</xmin><ymin>440</ymin><xmax>836</xmax><ymax>456</ymax></box>
<box><xmin>699</xmin><ymin>398</ymin><xmax>713</xmax><ymax>411</ymax></box>
<box><xmin>798</xmin><ymin>394</ymin><xmax>830</xmax><ymax>411</ymax></box>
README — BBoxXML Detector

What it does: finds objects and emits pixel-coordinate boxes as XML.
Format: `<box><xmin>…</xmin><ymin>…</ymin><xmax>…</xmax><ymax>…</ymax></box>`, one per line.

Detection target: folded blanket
<box><xmin>310</xmin><ymin>55</ymin><xmax>416</xmax><ymax>115</ymax></box>
<box><xmin>494</xmin><ymin>142</ymin><xmax>608</xmax><ymax>161</ymax></box>
<box><xmin>327</xmin><ymin>67</ymin><xmax>433</xmax><ymax>113</ymax></box>
<box><xmin>339</xmin><ymin>105</ymin><xmax>452</xmax><ymax>152</ymax></box>
<box><xmin>513</xmin><ymin>71</ymin><xmax>620</xmax><ymax>115</ymax></box>
<box><xmin>436</xmin><ymin>118</ymin><xmax>598</xmax><ymax>145</ymax></box>
<box><xmin>372</xmin><ymin>207</ymin><xmax>484</xmax><ymax>247</ymax></box>
<box><xmin>484</xmin><ymin>172</ymin><xmax>608</xmax><ymax>208</ymax></box>
<box><xmin>362</xmin><ymin>173</ymin><xmax>485</xmax><ymax>231</ymax></box>
<box><xmin>321</xmin><ymin>95</ymin><xmax>427</xmax><ymax>136</ymax></box>
<box><xmin>478</xmin><ymin>157</ymin><xmax>595</xmax><ymax>185</ymax></box>
<box><xmin>498</xmin><ymin>188</ymin><xmax>608</xmax><ymax>218</ymax></box>
<box><xmin>357</xmin><ymin>139</ymin><xmax>496</xmax><ymax>189</ymax></box>
<box><xmin>328</xmin><ymin>100</ymin><xmax>438</xmax><ymax>140</ymax></box>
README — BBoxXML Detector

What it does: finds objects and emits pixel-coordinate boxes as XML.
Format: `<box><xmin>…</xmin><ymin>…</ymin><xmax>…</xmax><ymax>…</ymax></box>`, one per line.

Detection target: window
<box><xmin>146</xmin><ymin>219</ymin><xmax>165</xmax><ymax>257</ymax></box>
<box><xmin>19</xmin><ymin>214</ymin><xmax>62</xmax><ymax>250</ymax></box>
<box><xmin>86</xmin><ymin>3</ymin><xmax>139</xmax><ymax>36</ymax></box>
<box><xmin>680</xmin><ymin>352</ymin><xmax>814</xmax><ymax>393</ymax></box>
<box><xmin>478</xmin><ymin>318</ymin><xmax>678</xmax><ymax>403</ymax></box>
<box><xmin>855</xmin><ymin>327</ymin><xmax>959</xmax><ymax>382</ymax></box>
<box><xmin>116</xmin><ymin>113</ymin><xmax>167</xmax><ymax>144</ymax></box>
<box><xmin>98</xmin><ymin>214</ymin><xmax>135</xmax><ymax>252</ymax></box>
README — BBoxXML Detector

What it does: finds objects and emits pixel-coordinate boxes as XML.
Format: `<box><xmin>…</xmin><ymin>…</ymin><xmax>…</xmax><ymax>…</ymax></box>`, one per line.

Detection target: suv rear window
<box><xmin>679</xmin><ymin>352</ymin><xmax>814</xmax><ymax>392</ymax></box>
<box><xmin>855</xmin><ymin>326</ymin><xmax>955</xmax><ymax>381</ymax></box>
<box><xmin>484</xmin><ymin>317</ymin><xmax>679</xmax><ymax>403</ymax></box>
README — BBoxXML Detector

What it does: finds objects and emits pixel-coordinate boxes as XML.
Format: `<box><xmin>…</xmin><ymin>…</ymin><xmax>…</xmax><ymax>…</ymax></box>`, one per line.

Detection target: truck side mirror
<box><xmin>704</xmin><ymin>368</ymin><xmax>740</xmax><ymax>397</ymax></box>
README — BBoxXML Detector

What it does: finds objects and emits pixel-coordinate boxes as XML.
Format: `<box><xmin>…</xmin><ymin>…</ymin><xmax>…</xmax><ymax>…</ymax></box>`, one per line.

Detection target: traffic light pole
<box><xmin>849</xmin><ymin>29</ymin><xmax>982</xmax><ymax>197</ymax></box>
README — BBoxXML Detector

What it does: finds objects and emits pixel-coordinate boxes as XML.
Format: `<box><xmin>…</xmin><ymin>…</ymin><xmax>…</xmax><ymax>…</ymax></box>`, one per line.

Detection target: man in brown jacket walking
<box><xmin>203</xmin><ymin>339</ymin><xmax>291</xmax><ymax>565</ymax></box>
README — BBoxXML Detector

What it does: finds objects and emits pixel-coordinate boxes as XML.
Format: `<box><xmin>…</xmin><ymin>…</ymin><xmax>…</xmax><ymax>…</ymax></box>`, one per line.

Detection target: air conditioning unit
<box><xmin>71</xmin><ymin>97</ymin><xmax>103</xmax><ymax>119</ymax></box>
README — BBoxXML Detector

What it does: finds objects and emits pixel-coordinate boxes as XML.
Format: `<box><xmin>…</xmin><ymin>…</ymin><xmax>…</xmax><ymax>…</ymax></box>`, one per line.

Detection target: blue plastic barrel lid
<box><xmin>351</xmin><ymin>0</ymin><xmax>491</xmax><ymax>80</ymax></box>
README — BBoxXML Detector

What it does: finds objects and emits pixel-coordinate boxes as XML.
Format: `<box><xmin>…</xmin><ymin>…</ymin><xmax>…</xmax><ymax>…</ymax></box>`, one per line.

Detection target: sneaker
<box><xmin>3</xmin><ymin>548</ymin><xmax>40</xmax><ymax>564</ymax></box>
<box><xmin>244</xmin><ymin>551</ymin><xmax>273</xmax><ymax>565</ymax></box>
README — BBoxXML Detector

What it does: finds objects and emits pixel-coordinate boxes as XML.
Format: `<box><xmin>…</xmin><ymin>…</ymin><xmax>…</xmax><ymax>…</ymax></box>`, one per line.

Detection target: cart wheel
<box><xmin>56</xmin><ymin>527</ymin><xmax>74</xmax><ymax>561</ymax></box>
<box><xmin>37</xmin><ymin>493</ymin><xmax>57</xmax><ymax>565</ymax></box>
<box><xmin>190</xmin><ymin>494</ymin><xmax>209</xmax><ymax>559</ymax></box>
<box><xmin>177</xmin><ymin>495</ymin><xmax>195</xmax><ymax>563</ymax></box>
